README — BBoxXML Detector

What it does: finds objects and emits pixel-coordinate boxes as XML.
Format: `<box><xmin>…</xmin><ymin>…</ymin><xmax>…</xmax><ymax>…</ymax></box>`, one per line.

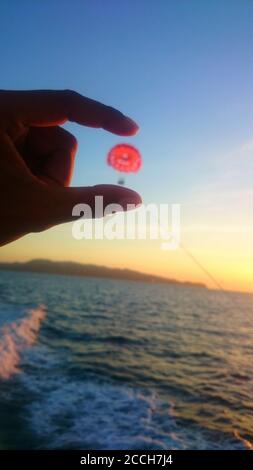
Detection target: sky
<box><xmin>1</xmin><ymin>0</ymin><xmax>253</xmax><ymax>292</ymax></box>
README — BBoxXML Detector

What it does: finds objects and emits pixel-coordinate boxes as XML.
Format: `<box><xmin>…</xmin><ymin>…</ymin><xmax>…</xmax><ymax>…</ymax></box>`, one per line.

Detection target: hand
<box><xmin>0</xmin><ymin>89</ymin><xmax>141</xmax><ymax>246</ymax></box>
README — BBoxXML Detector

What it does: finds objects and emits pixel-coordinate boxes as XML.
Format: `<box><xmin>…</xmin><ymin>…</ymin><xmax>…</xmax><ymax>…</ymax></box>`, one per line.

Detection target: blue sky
<box><xmin>1</xmin><ymin>0</ymin><xmax>253</xmax><ymax>291</ymax></box>
<box><xmin>1</xmin><ymin>0</ymin><xmax>253</xmax><ymax>202</ymax></box>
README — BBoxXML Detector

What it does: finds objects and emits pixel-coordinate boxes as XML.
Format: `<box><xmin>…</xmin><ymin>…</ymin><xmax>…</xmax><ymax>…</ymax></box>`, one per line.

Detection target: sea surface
<box><xmin>0</xmin><ymin>270</ymin><xmax>252</xmax><ymax>450</ymax></box>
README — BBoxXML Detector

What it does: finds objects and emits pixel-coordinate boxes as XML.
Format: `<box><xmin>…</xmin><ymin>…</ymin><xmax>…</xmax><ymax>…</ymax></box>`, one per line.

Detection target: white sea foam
<box><xmin>25</xmin><ymin>378</ymin><xmax>178</xmax><ymax>450</ymax></box>
<box><xmin>0</xmin><ymin>305</ymin><xmax>46</xmax><ymax>380</ymax></box>
<box><xmin>21</xmin><ymin>367</ymin><xmax>250</xmax><ymax>450</ymax></box>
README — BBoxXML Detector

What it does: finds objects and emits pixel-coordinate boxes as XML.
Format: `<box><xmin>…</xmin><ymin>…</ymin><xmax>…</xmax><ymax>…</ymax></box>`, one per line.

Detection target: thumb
<box><xmin>41</xmin><ymin>184</ymin><xmax>142</xmax><ymax>227</ymax></box>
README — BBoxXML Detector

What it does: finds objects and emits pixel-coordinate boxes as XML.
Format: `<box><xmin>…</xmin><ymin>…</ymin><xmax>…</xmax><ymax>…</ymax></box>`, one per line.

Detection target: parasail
<box><xmin>107</xmin><ymin>143</ymin><xmax>142</xmax><ymax>185</ymax></box>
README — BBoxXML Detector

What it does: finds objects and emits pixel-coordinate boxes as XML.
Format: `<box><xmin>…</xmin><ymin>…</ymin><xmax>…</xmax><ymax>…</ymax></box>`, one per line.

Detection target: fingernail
<box><xmin>123</xmin><ymin>116</ymin><xmax>140</xmax><ymax>134</ymax></box>
<box><xmin>119</xmin><ymin>197</ymin><xmax>142</xmax><ymax>211</ymax></box>
<box><xmin>106</xmin><ymin>113</ymin><xmax>139</xmax><ymax>136</ymax></box>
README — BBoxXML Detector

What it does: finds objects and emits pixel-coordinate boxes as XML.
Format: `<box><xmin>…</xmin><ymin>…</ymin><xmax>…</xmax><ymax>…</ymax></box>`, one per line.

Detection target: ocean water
<box><xmin>0</xmin><ymin>270</ymin><xmax>252</xmax><ymax>450</ymax></box>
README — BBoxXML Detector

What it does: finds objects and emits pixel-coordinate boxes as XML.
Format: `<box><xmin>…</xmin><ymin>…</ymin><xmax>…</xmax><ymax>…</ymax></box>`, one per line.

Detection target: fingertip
<box><xmin>123</xmin><ymin>188</ymin><xmax>142</xmax><ymax>206</ymax></box>
<box><xmin>119</xmin><ymin>197</ymin><xmax>142</xmax><ymax>211</ymax></box>
<box><xmin>123</xmin><ymin>116</ymin><xmax>140</xmax><ymax>135</ymax></box>
<box><xmin>89</xmin><ymin>185</ymin><xmax>142</xmax><ymax>214</ymax></box>
<box><xmin>104</xmin><ymin>113</ymin><xmax>140</xmax><ymax>136</ymax></box>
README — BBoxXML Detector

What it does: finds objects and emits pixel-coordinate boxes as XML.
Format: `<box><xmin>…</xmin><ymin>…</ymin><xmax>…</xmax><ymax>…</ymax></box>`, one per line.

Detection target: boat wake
<box><xmin>0</xmin><ymin>305</ymin><xmax>46</xmax><ymax>380</ymax></box>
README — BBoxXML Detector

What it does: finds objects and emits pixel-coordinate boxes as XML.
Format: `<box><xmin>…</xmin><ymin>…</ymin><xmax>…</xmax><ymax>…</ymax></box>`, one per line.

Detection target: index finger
<box><xmin>0</xmin><ymin>89</ymin><xmax>139</xmax><ymax>136</ymax></box>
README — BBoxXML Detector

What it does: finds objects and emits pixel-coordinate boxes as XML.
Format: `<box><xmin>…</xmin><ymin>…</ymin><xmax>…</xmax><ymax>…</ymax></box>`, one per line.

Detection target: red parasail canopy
<box><xmin>107</xmin><ymin>144</ymin><xmax>142</xmax><ymax>174</ymax></box>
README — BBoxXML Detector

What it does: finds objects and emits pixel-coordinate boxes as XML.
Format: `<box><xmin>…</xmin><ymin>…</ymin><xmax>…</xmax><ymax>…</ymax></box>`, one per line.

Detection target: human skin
<box><xmin>0</xmin><ymin>90</ymin><xmax>141</xmax><ymax>246</ymax></box>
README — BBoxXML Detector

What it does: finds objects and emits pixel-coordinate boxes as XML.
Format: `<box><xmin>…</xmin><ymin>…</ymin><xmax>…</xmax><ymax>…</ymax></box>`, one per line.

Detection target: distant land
<box><xmin>0</xmin><ymin>259</ymin><xmax>206</xmax><ymax>288</ymax></box>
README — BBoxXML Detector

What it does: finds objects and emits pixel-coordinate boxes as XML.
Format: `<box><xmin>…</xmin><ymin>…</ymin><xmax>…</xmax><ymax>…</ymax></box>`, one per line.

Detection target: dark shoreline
<box><xmin>0</xmin><ymin>259</ymin><xmax>206</xmax><ymax>289</ymax></box>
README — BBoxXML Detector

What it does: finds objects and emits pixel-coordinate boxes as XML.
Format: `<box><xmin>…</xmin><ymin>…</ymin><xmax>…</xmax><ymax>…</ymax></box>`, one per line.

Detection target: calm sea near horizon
<box><xmin>0</xmin><ymin>269</ymin><xmax>252</xmax><ymax>450</ymax></box>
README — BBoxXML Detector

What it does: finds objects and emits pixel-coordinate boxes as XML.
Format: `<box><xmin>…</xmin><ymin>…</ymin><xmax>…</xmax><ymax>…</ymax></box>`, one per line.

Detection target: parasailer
<box><xmin>107</xmin><ymin>143</ymin><xmax>142</xmax><ymax>185</ymax></box>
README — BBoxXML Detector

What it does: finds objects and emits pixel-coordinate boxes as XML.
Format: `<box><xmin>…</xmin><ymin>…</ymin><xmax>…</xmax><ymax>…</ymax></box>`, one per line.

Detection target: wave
<box><xmin>24</xmin><ymin>377</ymin><xmax>177</xmax><ymax>450</ymax></box>
<box><xmin>20</xmin><ymin>361</ymin><xmax>250</xmax><ymax>450</ymax></box>
<box><xmin>0</xmin><ymin>305</ymin><xmax>46</xmax><ymax>380</ymax></box>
